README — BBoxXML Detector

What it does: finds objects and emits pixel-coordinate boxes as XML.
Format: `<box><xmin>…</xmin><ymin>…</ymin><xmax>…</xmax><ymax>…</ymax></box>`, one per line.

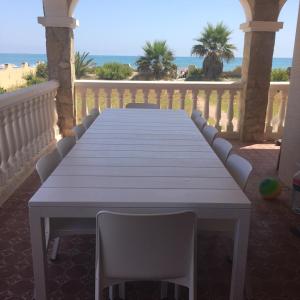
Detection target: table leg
<box><xmin>230</xmin><ymin>211</ymin><xmax>250</xmax><ymax>300</ymax></box>
<box><xmin>29</xmin><ymin>208</ymin><xmax>48</xmax><ymax>300</ymax></box>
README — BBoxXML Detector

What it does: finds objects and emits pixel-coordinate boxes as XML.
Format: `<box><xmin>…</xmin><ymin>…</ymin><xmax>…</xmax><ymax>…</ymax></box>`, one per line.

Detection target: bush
<box><xmin>36</xmin><ymin>63</ymin><xmax>48</xmax><ymax>79</ymax></box>
<box><xmin>0</xmin><ymin>87</ymin><xmax>6</xmax><ymax>94</ymax></box>
<box><xmin>185</xmin><ymin>68</ymin><xmax>203</xmax><ymax>81</ymax></box>
<box><xmin>271</xmin><ymin>68</ymin><xmax>289</xmax><ymax>81</ymax></box>
<box><xmin>96</xmin><ymin>63</ymin><xmax>133</xmax><ymax>80</ymax></box>
<box><xmin>24</xmin><ymin>73</ymin><xmax>45</xmax><ymax>86</ymax></box>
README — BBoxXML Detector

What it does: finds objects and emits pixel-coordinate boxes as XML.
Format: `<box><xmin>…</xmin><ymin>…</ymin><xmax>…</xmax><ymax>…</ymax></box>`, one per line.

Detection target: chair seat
<box><xmin>50</xmin><ymin>218</ymin><xmax>96</xmax><ymax>237</ymax></box>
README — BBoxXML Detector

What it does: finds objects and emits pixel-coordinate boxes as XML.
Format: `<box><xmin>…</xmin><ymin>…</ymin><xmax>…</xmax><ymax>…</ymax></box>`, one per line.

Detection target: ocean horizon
<box><xmin>0</xmin><ymin>53</ymin><xmax>293</xmax><ymax>71</ymax></box>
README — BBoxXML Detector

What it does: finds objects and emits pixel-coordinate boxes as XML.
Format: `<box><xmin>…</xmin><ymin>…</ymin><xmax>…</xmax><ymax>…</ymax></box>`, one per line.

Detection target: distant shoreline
<box><xmin>0</xmin><ymin>53</ymin><xmax>293</xmax><ymax>71</ymax></box>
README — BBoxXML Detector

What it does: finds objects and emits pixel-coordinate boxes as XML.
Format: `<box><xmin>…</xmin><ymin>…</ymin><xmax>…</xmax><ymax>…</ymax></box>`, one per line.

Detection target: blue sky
<box><xmin>0</xmin><ymin>0</ymin><xmax>299</xmax><ymax>57</ymax></box>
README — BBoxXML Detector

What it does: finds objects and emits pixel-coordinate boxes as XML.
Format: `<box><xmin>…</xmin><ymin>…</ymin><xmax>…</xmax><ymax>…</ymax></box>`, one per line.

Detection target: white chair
<box><xmin>90</xmin><ymin>107</ymin><xmax>100</xmax><ymax>118</ymax></box>
<box><xmin>226</xmin><ymin>154</ymin><xmax>253</xmax><ymax>190</ymax></box>
<box><xmin>95</xmin><ymin>211</ymin><xmax>197</xmax><ymax>300</ymax></box>
<box><xmin>83</xmin><ymin>115</ymin><xmax>95</xmax><ymax>129</ymax></box>
<box><xmin>36</xmin><ymin>148</ymin><xmax>95</xmax><ymax>261</ymax></box>
<box><xmin>57</xmin><ymin>136</ymin><xmax>76</xmax><ymax>158</ymax></box>
<box><xmin>126</xmin><ymin>103</ymin><xmax>160</xmax><ymax>109</ymax></box>
<box><xmin>72</xmin><ymin>124</ymin><xmax>86</xmax><ymax>140</ymax></box>
<box><xmin>194</xmin><ymin>116</ymin><xmax>207</xmax><ymax>132</ymax></box>
<box><xmin>191</xmin><ymin>110</ymin><xmax>202</xmax><ymax>121</ymax></box>
<box><xmin>202</xmin><ymin>125</ymin><xmax>218</xmax><ymax>145</ymax></box>
<box><xmin>212</xmin><ymin>138</ymin><xmax>233</xmax><ymax>164</ymax></box>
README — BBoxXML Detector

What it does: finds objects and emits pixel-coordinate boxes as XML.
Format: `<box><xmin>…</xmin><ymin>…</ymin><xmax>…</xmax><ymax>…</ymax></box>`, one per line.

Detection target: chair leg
<box><xmin>118</xmin><ymin>283</ymin><xmax>125</xmax><ymax>300</ymax></box>
<box><xmin>50</xmin><ymin>237</ymin><xmax>60</xmax><ymax>261</ymax></box>
<box><xmin>109</xmin><ymin>285</ymin><xmax>114</xmax><ymax>300</ymax></box>
<box><xmin>161</xmin><ymin>282</ymin><xmax>168</xmax><ymax>299</ymax></box>
<box><xmin>174</xmin><ymin>284</ymin><xmax>180</xmax><ymax>300</ymax></box>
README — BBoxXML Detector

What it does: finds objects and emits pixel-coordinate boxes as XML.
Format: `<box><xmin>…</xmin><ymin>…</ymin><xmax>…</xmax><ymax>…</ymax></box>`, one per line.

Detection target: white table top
<box><xmin>29</xmin><ymin>109</ymin><xmax>250</xmax><ymax>209</ymax></box>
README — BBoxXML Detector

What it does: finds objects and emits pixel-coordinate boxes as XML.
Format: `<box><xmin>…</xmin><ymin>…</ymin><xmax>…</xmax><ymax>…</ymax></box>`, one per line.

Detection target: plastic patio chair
<box><xmin>212</xmin><ymin>138</ymin><xmax>233</xmax><ymax>164</ymax></box>
<box><xmin>72</xmin><ymin>124</ymin><xmax>86</xmax><ymax>140</ymax></box>
<box><xmin>226</xmin><ymin>154</ymin><xmax>253</xmax><ymax>190</ymax></box>
<box><xmin>57</xmin><ymin>136</ymin><xmax>76</xmax><ymax>158</ymax></box>
<box><xmin>191</xmin><ymin>110</ymin><xmax>202</xmax><ymax>121</ymax></box>
<box><xmin>126</xmin><ymin>103</ymin><xmax>160</xmax><ymax>109</ymax></box>
<box><xmin>193</xmin><ymin>116</ymin><xmax>207</xmax><ymax>132</ymax></box>
<box><xmin>202</xmin><ymin>125</ymin><xmax>218</xmax><ymax>145</ymax></box>
<box><xmin>36</xmin><ymin>148</ymin><xmax>95</xmax><ymax>261</ymax></box>
<box><xmin>83</xmin><ymin>115</ymin><xmax>95</xmax><ymax>129</ymax></box>
<box><xmin>95</xmin><ymin>211</ymin><xmax>197</xmax><ymax>300</ymax></box>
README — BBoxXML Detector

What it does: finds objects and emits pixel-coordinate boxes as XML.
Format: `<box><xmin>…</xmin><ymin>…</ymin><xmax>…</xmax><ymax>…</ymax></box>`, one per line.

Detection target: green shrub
<box><xmin>185</xmin><ymin>68</ymin><xmax>203</xmax><ymax>81</ymax></box>
<box><xmin>271</xmin><ymin>68</ymin><xmax>289</xmax><ymax>81</ymax></box>
<box><xmin>222</xmin><ymin>66</ymin><xmax>242</xmax><ymax>78</ymax></box>
<box><xmin>96</xmin><ymin>63</ymin><xmax>133</xmax><ymax>80</ymax></box>
<box><xmin>24</xmin><ymin>73</ymin><xmax>45</xmax><ymax>86</ymax></box>
<box><xmin>36</xmin><ymin>63</ymin><xmax>48</xmax><ymax>79</ymax></box>
<box><xmin>0</xmin><ymin>87</ymin><xmax>6</xmax><ymax>94</ymax></box>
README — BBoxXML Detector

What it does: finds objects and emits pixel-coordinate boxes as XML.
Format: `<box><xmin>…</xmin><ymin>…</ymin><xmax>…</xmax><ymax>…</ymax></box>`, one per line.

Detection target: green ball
<box><xmin>259</xmin><ymin>177</ymin><xmax>282</xmax><ymax>200</ymax></box>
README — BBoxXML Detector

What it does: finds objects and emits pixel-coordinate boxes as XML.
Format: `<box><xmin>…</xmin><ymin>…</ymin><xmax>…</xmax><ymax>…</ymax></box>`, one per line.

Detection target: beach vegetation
<box><xmin>271</xmin><ymin>68</ymin><xmax>290</xmax><ymax>81</ymax></box>
<box><xmin>75</xmin><ymin>52</ymin><xmax>95</xmax><ymax>79</ymax></box>
<box><xmin>96</xmin><ymin>63</ymin><xmax>133</xmax><ymax>80</ymax></box>
<box><xmin>185</xmin><ymin>67</ymin><xmax>204</xmax><ymax>81</ymax></box>
<box><xmin>36</xmin><ymin>63</ymin><xmax>48</xmax><ymax>79</ymax></box>
<box><xmin>191</xmin><ymin>22</ymin><xmax>236</xmax><ymax>80</ymax></box>
<box><xmin>24</xmin><ymin>73</ymin><xmax>45</xmax><ymax>86</ymax></box>
<box><xmin>136</xmin><ymin>40</ymin><xmax>177</xmax><ymax>80</ymax></box>
<box><xmin>0</xmin><ymin>87</ymin><xmax>6</xmax><ymax>94</ymax></box>
<box><xmin>222</xmin><ymin>66</ymin><xmax>242</xmax><ymax>79</ymax></box>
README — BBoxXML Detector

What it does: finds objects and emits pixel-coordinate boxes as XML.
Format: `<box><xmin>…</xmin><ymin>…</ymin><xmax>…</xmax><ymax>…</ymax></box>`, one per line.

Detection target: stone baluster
<box><xmin>35</xmin><ymin>97</ymin><xmax>44</xmax><ymax>151</ymax></box>
<box><xmin>93</xmin><ymin>88</ymin><xmax>100</xmax><ymax>112</ymax></box>
<box><xmin>215</xmin><ymin>90</ymin><xmax>223</xmax><ymax>131</ymax></box>
<box><xmin>19</xmin><ymin>102</ymin><xmax>30</xmax><ymax>161</ymax></box>
<box><xmin>278</xmin><ymin>89</ymin><xmax>288</xmax><ymax>136</ymax></box>
<box><xmin>80</xmin><ymin>88</ymin><xmax>87</xmax><ymax>120</ymax></box>
<box><xmin>11</xmin><ymin>105</ymin><xmax>23</xmax><ymax>169</ymax></box>
<box><xmin>118</xmin><ymin>89</ymin><xmax>125</xmax><ymax>108</ymax></box>
<box><xmin>265</xmin><ymin>89</ymin><xmax>277</xmax><ymax>138</ymax></box>
<box><xmin>24</xmin><ymin>101</ymin><xmax>35</xmax><ymax>159</ymax></box>
<box><xmin>0</xmin><ymin>110</ymin><xmax>12</xmax><ymax>178</ymax></box>
<box><xmin>45</xmin><ymin>95</ymin><xmax>53</xmax><ymax>141</ymax></box>
<box><xmin>30</xmin><ymin>99</ymin><xmax>40</xmax><ymax>154</ymax></box>
<box><xmin>51</xmin><ymin>93</ymin><xmax>58</xmax><ymax>139</ymax></box>
<box><xmin>191</xmin><ymin>90</ymin><xmax>198</xmax><ymax>111</ymax></box>
<box><xmin>167</xmin><ymin>89</ymin><xmax>173</xmax><ymax>109</ymax></box>
<box><xmin>5</xmin><ymin>107</ymin><xmax>19</xmax><ymax>172</ymax></box>
<box><xmin>179</xmin><ymin>90</ymin><xmax>185</xmax><ymax>110</ymax></box>
<box><xmin>40</xmin><ymin>94</ymin><xmax>49</xmax><ymax>146</ymax></box>
<box><xmin>0</xmin><ymin>151</ymin><xmax>5</xmax><ymax>186</ymax></box>
<box><xmin>227</xmin><ymin>90</ymin><xmax>236</xmax><ymax>133</ymax></box>
<box><xmin>143</xmin><ymin>89</ymin><xmax>149</xmax><ymax>104</ymax></box>
<box><xmin>203</xmin><ymin>90</ymin><xmax>211</xmax><ymax>120</ymax></box>
<box><xmin>106</xmin><ymin>89</ymin><xmax>112</xmax><ymax>108</ymax></box>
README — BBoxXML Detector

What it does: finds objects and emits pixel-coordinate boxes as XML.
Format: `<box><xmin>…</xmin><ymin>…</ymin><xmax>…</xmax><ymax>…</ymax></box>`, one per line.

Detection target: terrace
<box><xmin>1</xmin><ymin>0</ymin><xmax>300</xmax><ymax>300</ymax></box>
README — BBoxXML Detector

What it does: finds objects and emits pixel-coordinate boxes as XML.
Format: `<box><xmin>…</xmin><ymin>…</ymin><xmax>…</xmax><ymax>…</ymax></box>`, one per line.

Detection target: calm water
<box><xmin>0</xmin><ymin>53</ymin><xmax>292</xmax><ymax>71</ymax></box>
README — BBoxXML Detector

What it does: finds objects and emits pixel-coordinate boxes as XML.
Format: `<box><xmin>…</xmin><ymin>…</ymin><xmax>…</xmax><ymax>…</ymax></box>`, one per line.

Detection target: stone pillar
<box><xmin>239</xmin><ymin>0</ymin><xmax>284</xmax><ymax>142</ymax></box>
<box><xmin>279</xmin><ymin>2</ymin><xmax>300</xmax><ymax>187</ymax></box>
<box><xmin>38</xmin><ymin>16</ymin><xmax>78</xmax><ymax>136</ymax></box>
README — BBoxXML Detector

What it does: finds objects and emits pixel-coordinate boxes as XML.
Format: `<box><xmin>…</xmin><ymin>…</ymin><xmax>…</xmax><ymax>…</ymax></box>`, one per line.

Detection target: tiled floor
<box><xmin>1</xmin><ymin>142</ymin><xmax>300</xmax><ymax>300</ymax></box>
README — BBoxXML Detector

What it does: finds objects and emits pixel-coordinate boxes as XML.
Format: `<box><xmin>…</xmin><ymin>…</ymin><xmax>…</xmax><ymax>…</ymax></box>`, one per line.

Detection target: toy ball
<box><xmin>259</xmin><ymin>177</ymin><xmax>282</xmax><ymax>200</ymax></box>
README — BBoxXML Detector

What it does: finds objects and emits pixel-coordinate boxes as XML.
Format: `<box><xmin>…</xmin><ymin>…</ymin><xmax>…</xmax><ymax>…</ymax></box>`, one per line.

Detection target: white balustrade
<box><xmin>265</xmin><ymin>82</ymin><xmax>290</xmax><ymax>140</ymax></box>
<box><xmin>0</xmin><ymin>80</ymin><xmax>59</xmax><ymax>205</ymax></box>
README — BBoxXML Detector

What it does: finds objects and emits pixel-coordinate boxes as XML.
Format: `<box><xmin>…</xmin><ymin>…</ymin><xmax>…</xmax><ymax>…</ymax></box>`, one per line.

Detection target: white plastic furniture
<box><xmin>57</xmin><ymin>136</ymin><xmax>76</xmax><ymax>158</ymax></box>
<box><xmin>212</xmin><ymin>138</ymin><xmax>233</xmax><ymax>164</ymax></box>
<box><xmin>202</xmin><ymin>125</ymin><xmax>219</xmax><ymax>145</ymax></box>
<box><xmin>72</xmin><ymin>124</ymin><xmax>86</xmax><ymax>140</ymax></box>
<box><xmin>29</xmin><ymin>109</ymin><xmax>251</xmax><ymax>300</ymax></box>
<box><xmin>126</xmin><ymin>103</ymin><xmax>160</xmax><ymax>109</ymax></box>
<box><xmin>95</xmin><ymin>211</ymin><xmax>197</xmax><ymax>300</ymax></box>
<box><xmin>194</xmin><ymin>116</ymin><xmax>207</xmax><ymax>132</ymax></box>
<box><xmin>226</xmin><ymin>154</ymin><xmax>253</xmax><ymax>191</ymax></box>
<box><xmin>191</xmin><ymin>110</ymin><xmax>202</xmax><ymax>121</ymax></box>
<box><xmin>83</xmin><ymin>115</ymin><xmax>95</xmax><ymax>129</ymax></box>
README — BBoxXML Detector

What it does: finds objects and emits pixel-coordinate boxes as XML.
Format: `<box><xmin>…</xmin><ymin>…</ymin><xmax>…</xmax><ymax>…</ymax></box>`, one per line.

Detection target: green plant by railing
<box><xmin>271</xmin><ymin>68</ymin><xmax>290</xmax><ymax>81</ymax></box>
<box><xmin>96</xmin><ymin>63</ymin><xmax>133</xmax><ymax>80</ymax></box>
<box><xmin>0</xmin><ymin>87</ymin><xmax>6</xmax><ymax>94</ymax></box>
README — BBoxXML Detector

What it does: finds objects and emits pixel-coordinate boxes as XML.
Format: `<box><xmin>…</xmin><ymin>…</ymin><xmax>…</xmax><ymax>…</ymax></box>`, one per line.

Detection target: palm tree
<box><xmin>136</xmin><ymin>41</ymin><xmax>177</xmax><ymax>80</ymax></box>
<box><xmin>75</xmin><ymin>52</ymin><xmax>95</xmax><ymax>79</ymax></box>
<box><xmin>191</xmin><ymin>23</ymin><xmax>236</xmax><ymax>80</ymax></box>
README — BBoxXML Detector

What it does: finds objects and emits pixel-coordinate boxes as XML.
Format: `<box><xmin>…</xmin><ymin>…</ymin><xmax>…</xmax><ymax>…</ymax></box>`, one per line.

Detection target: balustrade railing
<box><xmin>75</xmin><ymin>80</ymin><xmax>243</xmax><ymax>138</ymax></box>
<box><xmin>0</xmin><ymin>80</ymin><xmax>59</xmax><ymax>204</ymax></box>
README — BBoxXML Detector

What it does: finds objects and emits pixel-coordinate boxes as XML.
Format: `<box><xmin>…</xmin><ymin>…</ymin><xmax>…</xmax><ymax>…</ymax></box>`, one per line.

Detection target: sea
<box><xmin>0</xmin><ymin>53</ymin><xmax>293</xmax><ymax>71</ymax></box>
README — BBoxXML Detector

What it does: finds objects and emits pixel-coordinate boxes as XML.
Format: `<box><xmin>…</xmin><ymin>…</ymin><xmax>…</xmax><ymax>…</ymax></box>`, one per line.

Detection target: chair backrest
<box><xmin>57</xmin><ymin>136</ymin><xmax>76</xmax><ymax>158</ymax></box>
<box><xmin>96</xmin><ymin>211</ymin><xmax>196</xmax><ymax>281</ymax></box>
<box><xmin>191</xmin><ymin>110</ymin><xmax>202</xmax><ymax>121</ymax></box>
<box><xmin>126</xmin><ymin>103</ymin><xmax>160</xmax><ymax>109</ymax></box>
<box><xmin>212</xmin><ymin>138</ymin><xmax>233</xmax><ymax>163</ymax></box>
<box><xmin>72</xmin><ymin>124</ymin><xmax>86</xmax><ymax>140</ymax></box>
<box><xmin>202</xmin><ymin>125</ymin><xmax>218</xmax><ymax>145</ymax></box>
<box><xmin>90</xmin><ymin>107</ymin><xmax>100</xmax><ymax>118</ymax></box>
<box><xmin>83</xmin><ymin>115</ymin><xmax>94</xmax><ymax>129</ymax></box>
<box><xmin>194</xmin><ymin>116</ymin><xmax>207</xmax><ymax>132</ymax></box>
<box><xmin>36</xmin><ymin>148</ymin><xmax>61</xmax><ymax>183</ymax></box>
<box><xmin>226</xmin><ymin>154</ymin><xmax>253</xmax><ymax>190</ymax></box>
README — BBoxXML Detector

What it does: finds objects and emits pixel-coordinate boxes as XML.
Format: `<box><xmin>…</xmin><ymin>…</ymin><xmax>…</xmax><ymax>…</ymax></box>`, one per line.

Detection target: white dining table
<box><xmin>29</xmin><ymin>108</ymin><xmax>251</xmax><ymax>300</ymax></box>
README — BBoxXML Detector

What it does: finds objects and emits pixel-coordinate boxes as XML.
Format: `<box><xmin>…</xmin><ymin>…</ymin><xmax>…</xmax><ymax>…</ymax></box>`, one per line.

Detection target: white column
<box><xmin>279</xmin><ymin>2</ymin><xmax>300</xmax><ymax>186</ymax></box>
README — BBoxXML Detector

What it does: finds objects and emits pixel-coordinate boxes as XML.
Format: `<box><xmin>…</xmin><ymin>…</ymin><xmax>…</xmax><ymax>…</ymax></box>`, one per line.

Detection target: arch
<box><xmin>240</xmin><ymin>0</ymin><xmax>253</xmax><ymax>21</ymax></box>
